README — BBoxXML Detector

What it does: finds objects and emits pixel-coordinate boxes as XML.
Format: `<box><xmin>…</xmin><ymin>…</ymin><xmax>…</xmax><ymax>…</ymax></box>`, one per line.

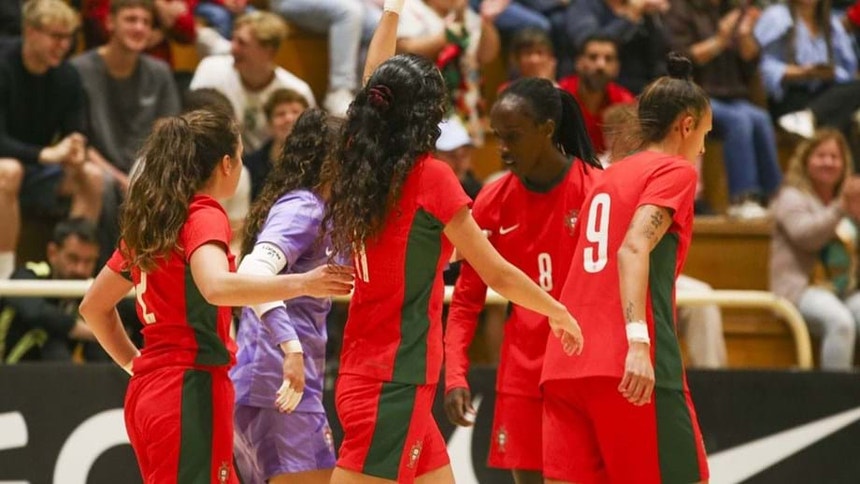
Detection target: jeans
<box><xmin>470</xmin><ymin>0</ymin><xmax>551</xmax><ymax>32</ymax></box>
<box><xmin>195</xmin><ymin>3</ymin><xmax>251</xmax><ymax>39</ymax></box>
<box><xmin>798</xmin><ymin>286</ymin><xmax>860</xmax><ymax>370</ymax></box>
<box><xmin>710</xmin><ymin>97</ymin><xmax>783</xmax><ymax>201</ymax></box>
<box><xmin>272</xmin><ymin>0</ymin><xmax>369</xmax><ymax>92</ymax></box>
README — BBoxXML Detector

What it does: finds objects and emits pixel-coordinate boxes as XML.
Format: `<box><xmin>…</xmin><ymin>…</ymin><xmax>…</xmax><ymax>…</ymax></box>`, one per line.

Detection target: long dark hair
<box><xmin>120</xmin><ymin>109</ymin><xmax>240</xmax><ymax>272</ymax></box>
<box><xmin>241</xmin><ymin>109</ymin><xmax>342</xmax><ymax>256</ymax></box>
<box><xmin>324</xmin><ymin>54</ymin><xmax>447</xmax><ymax>257</ymax></box>
<box><xmin>497</xmin><ymin>77</ymin><xmax>602</xmax><ymax>169</ymax></box>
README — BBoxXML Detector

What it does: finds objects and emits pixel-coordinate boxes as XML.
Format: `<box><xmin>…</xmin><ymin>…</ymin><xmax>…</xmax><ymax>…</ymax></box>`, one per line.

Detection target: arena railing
<box><xmin>0</xmin><ymin>281</ymin><xmax>812</xmax><ymax>369</ymax></box>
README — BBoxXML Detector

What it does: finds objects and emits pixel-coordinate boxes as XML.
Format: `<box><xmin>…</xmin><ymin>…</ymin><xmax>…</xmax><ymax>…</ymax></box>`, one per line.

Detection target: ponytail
<box><xmin>120</xmin><ymin>110</ymin><xmax>239</xmax><ymax>272</ymax></box>
<box><xmin>557</xmin><ymin>89</ymin><xmax>601</xmax><ymax>169</ymax></box>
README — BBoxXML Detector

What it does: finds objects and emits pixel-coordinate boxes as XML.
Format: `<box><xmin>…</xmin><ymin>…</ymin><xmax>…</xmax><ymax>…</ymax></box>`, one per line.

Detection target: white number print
<box><xmin>537</xmin><ymin>252</ymin><xmax>553</xmax><ymax>291</ymax></box>
<box><xmin>583</xmin><ymin>193</ymin><xmax>611</xmax><ymax>273</ymax></box>
<box><xmin>353</xmin><ymin>242</ymin><xmax>370</xmax><ymax>283</ymax></box>
<box><xmin>135</xmin><ymin>272</ymin><xmax>157</xmax><ymax>324</ymax></box>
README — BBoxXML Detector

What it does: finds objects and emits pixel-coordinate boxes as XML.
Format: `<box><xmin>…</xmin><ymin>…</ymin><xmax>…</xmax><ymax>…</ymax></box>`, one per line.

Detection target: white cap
<box><xmin>436</xmin><ymin>118</ymin><xmax>473</xmax><ymax>152</ymax></box>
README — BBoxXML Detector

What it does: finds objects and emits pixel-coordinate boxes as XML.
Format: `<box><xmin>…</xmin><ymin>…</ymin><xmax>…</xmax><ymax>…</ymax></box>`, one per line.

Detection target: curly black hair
<box><xmin>241</xmin><ymin>108</ymin><xmax>343</xmax><ymax>256</ymax></box>
<box><xmin>324</xmin><ymin>54</ymin><xmax>447</xmax><ymax>257</ymax></box>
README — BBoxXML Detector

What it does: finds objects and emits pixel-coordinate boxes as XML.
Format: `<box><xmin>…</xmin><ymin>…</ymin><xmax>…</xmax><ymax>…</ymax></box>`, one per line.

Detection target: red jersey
<box><xmin>107</xmin><ymin>195</ymin><xmax>237</xmax><ymax>375</ymax></box>
<box><xmin>541</xmin><ymin>152</ymin><xmax>697</xmax><ymax>390</ymax></box>
<box><xmin>445</xmin><ymin>161</ymin><xmax>600</xmax><ymax>398</ymax></box>
<box><xmin>340</xmin><ymin>155</ymin><xmax>472</xmax><ymax>385</ymax></box>
<box><xmin>557</xmin><ymin>75</ymin><xmax>635</xmax><ymax>154</ymax></box>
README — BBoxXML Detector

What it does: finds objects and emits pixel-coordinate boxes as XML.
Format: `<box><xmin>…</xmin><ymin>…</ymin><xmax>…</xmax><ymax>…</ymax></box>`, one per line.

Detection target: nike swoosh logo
<box><xmin>499</xmin><ymin>225</ymin><xmax>519</xmax><ymax>235</ymax></box>
<box><xmin>708</xmin><ymin>405</ymin><xmax>860</xmax><ymax>483</ymax></box>
<box><xmin>447</xmin><ymin>395</ymin><xmax>483</xmax><ymax>484</ymax></box>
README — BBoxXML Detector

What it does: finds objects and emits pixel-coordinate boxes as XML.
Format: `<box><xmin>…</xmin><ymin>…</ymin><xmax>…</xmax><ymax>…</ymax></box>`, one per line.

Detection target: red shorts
<box><xmin>488</xmin><ymin>392</ymin><xmax>542</xmax><ymax>471</ymax></box>
<box><xmin>124</xmin><ymin>367</ymin><xmax>239</xmax><ymax>484</ymax></box>
<box><xmin>542</xmin><ymin>377</ymin><xmax>708</xmax><ymax>484</ymax></box>
<box><xmin>335</xmin><ymin>373</ymin><xmax>449</xmax><ymax>483</ymax></box>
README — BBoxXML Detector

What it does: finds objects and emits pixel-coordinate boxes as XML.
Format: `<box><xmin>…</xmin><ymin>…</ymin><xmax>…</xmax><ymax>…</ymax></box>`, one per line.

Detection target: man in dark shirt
<box><xmin>0</xmin><ymin>218</ymin><xmax>99</xmax><ymax>362</ymax></box>
<box><xmin>0</xmin><ymin>0</ymin><xmax>104</xmax><ymax>280</ymax></box>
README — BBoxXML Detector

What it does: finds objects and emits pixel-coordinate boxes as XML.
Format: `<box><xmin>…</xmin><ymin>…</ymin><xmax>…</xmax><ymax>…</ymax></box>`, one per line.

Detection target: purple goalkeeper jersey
<box><xmin>230</xmin><ymin>189</ymin><xmax>331</xmax><ymax>414</ymax></box>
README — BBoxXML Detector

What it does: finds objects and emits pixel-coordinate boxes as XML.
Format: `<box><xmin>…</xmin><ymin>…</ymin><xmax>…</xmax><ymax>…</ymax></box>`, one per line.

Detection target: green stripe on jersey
<box><xmin>392</xmin><ymin>208</ymin><xmax>443</xmax><ymax>383</ymax></box>
<box><xmin>184</xmin><ymin>265</ymin><xmax>230</xmax><ymax>366</ymax></box>
<box><xmin>363</xmin><ymin>382</ymin><xmax>417</xmax><ymax>479</ymax></box>
<box><xmin>656</xmin><ymin>387</ymin><xmax>703</xmax><ymax>483</ymax></box>
<box><xmin>649</xmin><ymin>233</ymin><xmax>684</xmax><ymax>390</ymax></box>
<box><xmin>178</xmin><ymin>370</ymin><xmax>213</xmax><ymax>484</ymax></box>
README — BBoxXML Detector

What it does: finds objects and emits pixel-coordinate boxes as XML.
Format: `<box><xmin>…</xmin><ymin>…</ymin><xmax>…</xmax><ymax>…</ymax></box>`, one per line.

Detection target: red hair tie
<box><xmin>368</xmin><ymin>85</ymin><xmax>393</xmax><ymax>111</ymax></box>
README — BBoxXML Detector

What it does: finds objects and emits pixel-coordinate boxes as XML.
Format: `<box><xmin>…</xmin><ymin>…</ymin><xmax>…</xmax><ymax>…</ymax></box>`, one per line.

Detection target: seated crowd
<box><xmin>3</xmin><ymin>0</ymin><xmax>860</xmax><ymax>370</ymax></box>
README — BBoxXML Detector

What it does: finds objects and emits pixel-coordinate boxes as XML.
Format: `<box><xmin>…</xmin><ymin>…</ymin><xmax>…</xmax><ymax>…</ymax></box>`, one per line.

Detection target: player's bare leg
<box><xmin>269</xmin><ymin>469</ymin><xmax>331</xmax><ymax>484</ymax></box>
<box><xmin>513</xmin><ymin>469</ymin><xmax>542</xmax><ymax>484</ymax></box>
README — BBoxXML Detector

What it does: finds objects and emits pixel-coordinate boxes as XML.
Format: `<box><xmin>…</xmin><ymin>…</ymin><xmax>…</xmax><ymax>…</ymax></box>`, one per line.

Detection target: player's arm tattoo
<box><xmin>625</xmin><ymin>301</ymin><xmax>635</xmax><ymax>322</ymax></box>
<box><xmin>646</xmin><ymin>209</ymin><xmax>665</xmax><ymax>242</ymax></box>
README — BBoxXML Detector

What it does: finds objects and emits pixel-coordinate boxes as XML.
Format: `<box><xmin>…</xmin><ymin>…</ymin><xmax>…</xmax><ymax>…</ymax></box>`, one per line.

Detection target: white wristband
<box><xmin>384</xmin><ymin>0</ymin><xmax>405</xmax><ymax>14</ymax></box>
<box><xmin>280</xmin><ymin>340</ymin><xmax>303</xmax><ymax>354</ymax></box>
<box><xmin>626</xmin><ymin>321</ymin><xmax>650</xmax><ymax>344</ymax></box>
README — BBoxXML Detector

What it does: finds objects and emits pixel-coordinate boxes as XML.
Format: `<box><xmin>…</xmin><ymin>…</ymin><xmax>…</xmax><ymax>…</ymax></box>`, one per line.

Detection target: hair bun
<box><xmin>666</xmin><ymin>52</ymin><xmax>694</xmax><ymax>81</ymax></box>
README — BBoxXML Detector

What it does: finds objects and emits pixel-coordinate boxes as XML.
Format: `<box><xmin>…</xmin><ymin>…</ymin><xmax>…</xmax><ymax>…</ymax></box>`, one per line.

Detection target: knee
<box><xmin>0</xmin><ymin>158</ymin><xmax>23</xmax><ymax>196</ymax></box>
<box><xmin>830</xmin><ymin>311</ymin><xmax>856</xmax><ymax>341</ymax></box>
<box><xmin>334</xmin><ymin>0</ymin><xmax>363</xmax><ymax>22</ymax></box>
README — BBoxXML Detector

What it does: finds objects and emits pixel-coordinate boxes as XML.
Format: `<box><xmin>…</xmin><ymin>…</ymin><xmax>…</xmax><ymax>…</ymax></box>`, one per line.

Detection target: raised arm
<box><xmin>364</xmin><ymin>0</ymin><xmax>405</xmax><ymax>83</ymax></box>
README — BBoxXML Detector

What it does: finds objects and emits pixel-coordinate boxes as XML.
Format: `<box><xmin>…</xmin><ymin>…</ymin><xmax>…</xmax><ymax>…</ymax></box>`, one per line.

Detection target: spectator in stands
<box><xmin>475</xmin><ymin>0</ymin><xmax>577</xmax><ymax>76</ymax></box>
<box><xmin>507</xmin><ymin>27</ymin><xmax>557</xmax><ymax>83</ymax></box>
<box><xmin>83</xmin><ymin>0</ymin><xmax>197</xmax><ymax>69</ymax></box>
<box><xmin>72</xmin><ymin>0</ymin><xmax>181</xmax><ymax>192</ymax></box>
<box><xmin>558</xmin><ymin>34</ymin><xmax>634</xmax><ymax>155</ymax></box>
<box><xmin>196</xmin><ymin>0</ymin><xmax>249</xmax><ymax>40</ymax></box>
<box><xmin>0</xmin><ymin>0</ymin><xmax>104</xmax><ymax>281</ymax></box>
<box><xmin>566</xmin><ymin>0</ymin><xmax>670</xmax><ymax>94</ymax></box>
<box><xmin>0</xmin><ymin>0</ymin><xmax>22</xmax><ymax>38</ymax></box>
<box><xmin>190</xmin><ymin>11</ymin><xmax>316</xmax><ymax>152</ymax></box>
<box><xmin>435</xmin><ymin>118</ymin><xmax>482</xmax><ymax>200</ymax></box>
<box><xmin>666</xmin><ymin>0</ymin><xmax>781</xmax><ymax>220</ymax></box>
<box><xmin>397</xmin><ymin>0</ymin><xmax>501</xmax><ymax>144</ymax></box>
<box><xmin>676</xmin><ymin>274</ymin><xmax>728</xmax><ymax>369</ymax></box>
<box><xmin>754</xmin><ymin>0</ymin><xmax>860</xmax><ymax>142</ymax></box>
<box><xmin>245</xmin><ymin>88</ymin><xmax>309</xmax><ymax>202</ymax></box>
<box><xmin>272</xmin><ymin>0</ymin><xmax>376</xmax><ymax>117</ymax></box>
<box><xmin>0</xmin><ymin>218</ymin><xmax>99</xmax><ymax>363</ymax></box>
<box><xmin>770</xmin><ymin>129</ymin><xmax>860</xmax><ymax>370</ymax></box>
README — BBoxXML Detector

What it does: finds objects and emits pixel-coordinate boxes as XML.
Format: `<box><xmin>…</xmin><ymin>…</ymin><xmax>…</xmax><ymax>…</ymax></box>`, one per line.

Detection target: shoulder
<box><xmin>557</xmin><ymin>75</ymin><xmax>579</xmax><ymax>94</ymax></box>
<box><xmin>140</xmin><ymin>54</ymin><xmax>174</xmax><ymax>77</ymax></box>
<box><xmin>273</xmin><ymin>68</ymin><xmax>315</xmax><ymax>103</ymax></box>
<box><xmin>607</xmin><ymin>83</ymin><xmax>634</xmax><ymax>102</ymax></box>
<box><xmin>755</xmin><ymin>5</ymin><xmax>792</xmax><ymax>43</ymax></box>
<box><xmin>191</xmin><ymin>55</ymin><xmax>233</xmax><ymax>84</ymax></box>
<box><xmin>189</xmin><ymin>195</ymin><xmax>229</xmax><ymax>220</ymax></box>
<box><xmin>274</xmin><ymin>189</ymin><xmax>324</xmax><ymax>212</ymax></box>
<box><xmin>69</xmin><ymin>49</ymin><xmax>98</xmax><ymax>71</ymax></box>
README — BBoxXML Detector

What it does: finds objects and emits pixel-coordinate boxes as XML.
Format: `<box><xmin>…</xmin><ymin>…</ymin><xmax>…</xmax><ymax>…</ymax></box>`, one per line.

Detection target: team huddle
<box><xmin>80</xmin><ymin>1</ymin><xmax>712</xmax><ymax>483</ymax></box>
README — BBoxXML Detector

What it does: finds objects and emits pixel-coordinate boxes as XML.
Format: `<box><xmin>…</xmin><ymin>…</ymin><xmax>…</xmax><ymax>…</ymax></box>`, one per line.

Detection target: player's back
<box><xmin>542</xmin><ymin>151</ymin><xmax>697</xmax><ymax>386</ymax></box>
<box><xmin>109</xmin><ymin>195</ymin><xmax>237</xmax><ymax>375</ymax></box>
<box><xmin>340</xmin><ymin>155</ymin><xmax>471</xmax><ymax>385</ymax></box>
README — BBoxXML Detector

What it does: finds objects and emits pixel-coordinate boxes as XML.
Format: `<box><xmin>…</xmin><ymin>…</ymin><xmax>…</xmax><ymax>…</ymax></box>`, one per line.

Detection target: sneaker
<box><xmin>727</xmin><ymin>200</ymin><xmax>769</xmax><ymax>220</ymax></box>
<box><xmin>778</xmin><ymin>109</ymin><xmax>816</xmax><ymax>139</ymax></box>
<box><xmin>323</xmin><ymin>89</ymin><xmax>355</xmax><ymax>118</ymax></box>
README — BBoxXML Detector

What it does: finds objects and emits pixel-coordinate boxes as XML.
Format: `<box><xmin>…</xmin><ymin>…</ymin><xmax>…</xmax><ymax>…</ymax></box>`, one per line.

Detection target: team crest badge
<box><xmin>406</xmin><ymin>441</ymin><xmax>423</xmax><ymax>469</ymax></box>
<box><xmin>565</xmin><ymin>209</ymin><xmax>580</xmax><ymax>235</ymax></box>
<box><xmin>218</xmin><ymin>461</ymin><xmax>230</xmax><ymax>483</ymax></box>
<box><xmin>496</xmin><ymin>427</ymin><xmax>508</xmax><ymax>453</ymax></box>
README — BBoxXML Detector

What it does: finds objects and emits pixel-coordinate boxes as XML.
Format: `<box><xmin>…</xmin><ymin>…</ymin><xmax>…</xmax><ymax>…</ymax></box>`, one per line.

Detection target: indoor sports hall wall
<box><xmin>1</xmin><ymin>365</ymin><xmax>859</xmax><ymax>483</ymax></box>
